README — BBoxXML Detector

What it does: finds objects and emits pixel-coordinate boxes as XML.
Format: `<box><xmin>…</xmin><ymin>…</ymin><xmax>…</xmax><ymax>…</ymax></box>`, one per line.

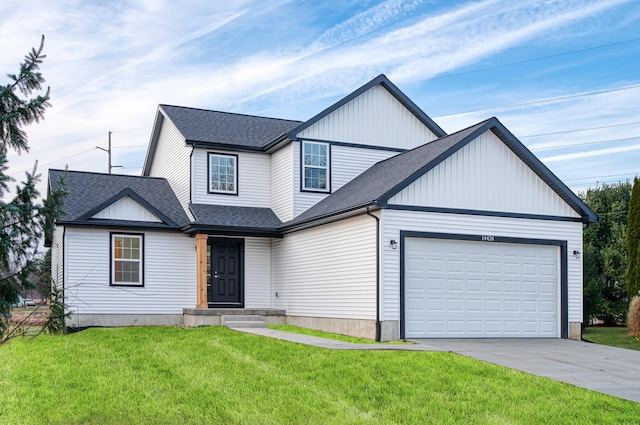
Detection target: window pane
<box><xmin>209</xmin><ymin>154</ymin><xmax>236</xmax><ymax>193</ymax></box>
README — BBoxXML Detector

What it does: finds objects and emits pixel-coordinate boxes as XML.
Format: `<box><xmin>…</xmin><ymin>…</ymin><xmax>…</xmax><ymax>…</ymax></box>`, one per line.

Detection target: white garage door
<box><xmin>404</xmin><ymin>237</ymin><xmax>559</xmax><ymax>338</ymax></box>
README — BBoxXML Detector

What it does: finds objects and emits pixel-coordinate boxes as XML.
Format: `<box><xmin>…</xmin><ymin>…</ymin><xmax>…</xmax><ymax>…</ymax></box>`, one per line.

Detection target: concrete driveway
<box><xmin>410</xmin><ymin>338</ymin><xmax>640</xmax><ymax>403</ymax></box>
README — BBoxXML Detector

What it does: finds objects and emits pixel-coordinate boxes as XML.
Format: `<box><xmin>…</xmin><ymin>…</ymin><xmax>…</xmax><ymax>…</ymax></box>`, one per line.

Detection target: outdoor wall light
<box><xmin>390</xmin><ymin>239</ymin><xmax>398</xmax><ymax>250</ymax></box>
<box><xmin>572</xmin><ymin>249</ymin><xmax>581</xmax><ymax>258</ymax></box>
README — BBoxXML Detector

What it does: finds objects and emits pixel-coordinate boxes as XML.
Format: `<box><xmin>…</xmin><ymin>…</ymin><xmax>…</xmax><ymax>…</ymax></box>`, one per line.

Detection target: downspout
<box><xmin>365</xmin><ymin>207</ymin><xmax>381</xmax><ymax>342</ymax></box>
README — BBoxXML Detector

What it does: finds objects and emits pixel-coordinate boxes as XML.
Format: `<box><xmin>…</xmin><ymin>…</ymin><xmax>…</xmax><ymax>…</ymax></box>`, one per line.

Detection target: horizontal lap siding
<box><xmin>331</xmin><ymin>146</ymin><xmax>396</xmax><ymax>191</ymax></box>
<box><xmin>192</xmin><ymin>149</ymin><xmax>270</xmax><ymax>207</ymax></box>
<box><xmin>293</xmin><ymin>143</ymin><xmax>397</xmax><ymax>218</ymax></box>
<box><xmin>64</xmin><ymin>228</ymin><xmax>196</xmax><ymax>315</ymax></box>
<box><xmin>244</xmin><ymin>238</ymin><xmax>271</xmax><ymax>308</ymax></box>
<box><xmin>149</xmin><ymin>119</ymin><xmax>192</xmax><ymax>218</ymax></box>
<box><xmin>380</xmin><ymin>210</ymin><xmax>583</xmax><ymax>323</ymax></box>
<box><xmin>272</xmin><ymin>215</ymin><xmax>377</xmax><ymax>319</ymax></box>
<box><xmin>51</xmin><ymin>226</ymin><xmax>64</xmax><ymax>290</ymax></box>
<box><xmin>271</xmin><ymin>144</ymin><xmax>293</xmax><ymax>222</ymax></box>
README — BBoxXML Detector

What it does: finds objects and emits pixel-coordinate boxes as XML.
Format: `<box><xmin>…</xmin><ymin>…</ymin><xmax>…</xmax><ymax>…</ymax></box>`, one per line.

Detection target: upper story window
<box><xmin>208</xmin><ymin>153</ymin><xmax>238</xmax><ymax>195</ymax></box>
<box><xmin>302</xmin><ymin>141</ymin><xmax>329</xmax><ymax>192</ymax></box>
<box><xmin>111</xmin><ymin>233</ymin><xmax>144</xmax><ymax>287</ymax></box>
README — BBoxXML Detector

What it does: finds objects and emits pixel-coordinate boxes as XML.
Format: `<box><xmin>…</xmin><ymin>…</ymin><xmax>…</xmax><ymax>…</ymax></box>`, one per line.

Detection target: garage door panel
<box><xmin>405</xmin><ymin>238</ymin><xmax>559</xmax><ymax>338</ymax></box>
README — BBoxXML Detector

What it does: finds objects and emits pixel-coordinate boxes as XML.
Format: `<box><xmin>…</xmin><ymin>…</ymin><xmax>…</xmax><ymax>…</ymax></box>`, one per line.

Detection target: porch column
<box><xmin>196</xmin><ymin>234</ymin><xmax>208</xmax><ymax>309</ymax></box>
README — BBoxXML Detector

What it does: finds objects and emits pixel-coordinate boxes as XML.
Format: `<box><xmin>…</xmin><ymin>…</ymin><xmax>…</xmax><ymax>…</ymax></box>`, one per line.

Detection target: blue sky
<box><xmin>1</xmin><ymin>0</ymin><xmax>639</xmax><ymax>195</ymax></box>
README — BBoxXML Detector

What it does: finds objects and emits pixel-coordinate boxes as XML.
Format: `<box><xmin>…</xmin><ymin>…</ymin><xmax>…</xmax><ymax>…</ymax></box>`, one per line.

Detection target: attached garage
<box><xmin>401</xmin><ymin>233</ymin><xmax>567</xmax><ymax>339</ymax></box>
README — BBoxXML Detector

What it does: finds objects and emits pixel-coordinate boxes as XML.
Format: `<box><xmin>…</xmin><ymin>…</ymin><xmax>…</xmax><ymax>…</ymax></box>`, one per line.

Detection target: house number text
<box><xmin>481</xmin><ymin>235</ymin><xmax>495</xmax><ymax>242</ymax></box>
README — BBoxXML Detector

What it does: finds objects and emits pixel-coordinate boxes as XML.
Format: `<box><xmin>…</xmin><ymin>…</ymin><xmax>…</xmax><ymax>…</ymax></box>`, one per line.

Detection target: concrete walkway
<box><xmin>235</xmin><ymin>327</ymin><xmax>640</xmax><ymax>403</ymax></box>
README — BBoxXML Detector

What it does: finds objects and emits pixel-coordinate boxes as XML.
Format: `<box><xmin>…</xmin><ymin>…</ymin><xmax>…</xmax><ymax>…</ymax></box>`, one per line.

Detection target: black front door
<box><xmin>208</xmin><ymin>238</ymin><xmax>243</xmax><ymax>307</ymax></box>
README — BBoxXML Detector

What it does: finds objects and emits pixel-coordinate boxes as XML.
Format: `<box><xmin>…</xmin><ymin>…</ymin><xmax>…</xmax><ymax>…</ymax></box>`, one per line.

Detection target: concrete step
<box><xmin>221</xmin><ymin>314</ymin><xmax>266</xmax><ymax>329</ymax></box>
<box><xmin>224</xmin><ymin>320</ymin><xmax>267</xmax><ymax>329</ymax></box>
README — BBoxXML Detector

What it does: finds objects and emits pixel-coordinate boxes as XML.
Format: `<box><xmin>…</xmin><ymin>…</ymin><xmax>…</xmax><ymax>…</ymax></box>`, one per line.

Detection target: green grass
<box><xmin>1</xmin><ymin>327</ymin><xmax>639</xmax><ymax>424</ymax></box>
<box><xmin>583</xmin><ymin>326</ymin><xmax>640</xmax><ymax>351</ymax></box>
<box><xmin>268</xmin><ymin>323</ymin><xmax>403</xmax><ymax>344</ymax></box>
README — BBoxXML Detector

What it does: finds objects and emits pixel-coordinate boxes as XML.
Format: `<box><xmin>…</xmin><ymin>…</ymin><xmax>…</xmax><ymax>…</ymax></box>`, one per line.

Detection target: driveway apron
<box><xmin>409</xmin><ymin>338</ymin><xmax>640</xmax><ymax>403</ymax></box>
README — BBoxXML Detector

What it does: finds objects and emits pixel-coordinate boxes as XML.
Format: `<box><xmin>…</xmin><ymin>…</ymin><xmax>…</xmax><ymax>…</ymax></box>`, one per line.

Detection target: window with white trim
<box><xmin>302</xmin><ymin>141</ymin><xmax>329</xmax><ymax>191</ymax></box>
<box><xmin>111</xmin><ymin>233</ymin><xmax>144</xmax><ymax>286</ymax></box>
<box><xmin>208</xmin><ymin>153</ymin><xmax>238</xmax><ymax>195</ymax></box>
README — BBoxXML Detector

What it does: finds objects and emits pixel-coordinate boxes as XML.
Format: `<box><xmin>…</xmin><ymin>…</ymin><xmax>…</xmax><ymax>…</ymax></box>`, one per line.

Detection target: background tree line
<box><xmin>581</xmin><ymin>178</ymin><xmax>640</xmax><ymax>327</ymax></box>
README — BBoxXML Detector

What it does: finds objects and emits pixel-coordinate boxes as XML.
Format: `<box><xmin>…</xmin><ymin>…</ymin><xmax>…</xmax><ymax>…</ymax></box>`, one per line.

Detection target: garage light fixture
<box><xmin>390</xmin><ymin>239</ymin><xmax>398</xmax><ymax>249</ymax></box>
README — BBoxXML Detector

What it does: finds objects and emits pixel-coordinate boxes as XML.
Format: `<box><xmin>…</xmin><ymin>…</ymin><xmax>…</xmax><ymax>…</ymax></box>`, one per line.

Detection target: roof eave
<box><xmin>183</xmin><ymin>224</ymin><xmax>282</xmax><ymax>238</ymax></box>
<box><xmin>279</xmin><ymin>203</ymin><xmax>378</xmax><ymax>233</ymax></box>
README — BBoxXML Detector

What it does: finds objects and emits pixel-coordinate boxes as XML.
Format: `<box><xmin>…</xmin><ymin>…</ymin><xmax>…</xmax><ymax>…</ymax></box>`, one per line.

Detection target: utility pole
<box><xmin>96</xmin><ymin>131</ymin><xmax>123</xmax><ymax>174</ymax></box>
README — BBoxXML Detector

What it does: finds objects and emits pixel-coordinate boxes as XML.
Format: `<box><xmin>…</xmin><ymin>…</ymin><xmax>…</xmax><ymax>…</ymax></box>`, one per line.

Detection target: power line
<box><xmin>521</xmin><ymin>121</ymin><xmax>640</xmax><ymax>138</ymax></box>
<box><xmin>403</xmin><ymin>38</ymin><xmax>640</xmax><ymax>85</ymax></box>
<box><xmin>530</xmin><ymin>136</ymin><xmax>640</xmax><ymax>152</ymax></box>
<box><xmin>432</xmin><ymin>84</ymin><xmax>640</xmax><ymax>118</ymax></box>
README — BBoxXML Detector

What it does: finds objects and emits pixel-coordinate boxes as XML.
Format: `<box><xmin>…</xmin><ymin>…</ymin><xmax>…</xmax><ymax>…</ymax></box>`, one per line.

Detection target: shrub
<box><xmin>628</xmin><ymin>293</ymin><xmax>640</xmax><ymax>336</ymax></box>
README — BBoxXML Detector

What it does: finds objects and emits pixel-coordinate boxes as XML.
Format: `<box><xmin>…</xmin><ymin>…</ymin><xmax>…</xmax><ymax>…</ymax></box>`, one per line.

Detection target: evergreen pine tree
<box><xmin>627</xmin><ymin>176</ymin><xmax>640</xmax><ymax>301</ymax></box>
<box><xmin>0</xmin><ymin>36</ymin><xmax>67</xmax><ymax>339</ymax></box>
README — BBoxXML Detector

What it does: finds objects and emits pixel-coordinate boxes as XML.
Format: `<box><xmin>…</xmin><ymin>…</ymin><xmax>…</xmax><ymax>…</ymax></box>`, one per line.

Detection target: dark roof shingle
<box><xmin>49</xmin><ymin>170</ymin><xmax>190</xmax><ymax>228</ymax></box>
<box><xmin>160</xmin><ymin>105</ymin><xmax>302</xmax><ymax>149</ymax></box>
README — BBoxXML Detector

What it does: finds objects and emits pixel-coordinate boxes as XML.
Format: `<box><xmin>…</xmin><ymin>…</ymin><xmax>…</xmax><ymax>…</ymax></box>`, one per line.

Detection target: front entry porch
<box><xmin>182</xmin><ymin>308</ymin><xmax>287</xmax><ymax>327</ymax></box>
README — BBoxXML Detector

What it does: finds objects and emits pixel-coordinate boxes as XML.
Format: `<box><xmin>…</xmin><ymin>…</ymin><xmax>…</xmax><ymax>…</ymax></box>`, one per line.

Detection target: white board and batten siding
<box><xmin>388</xmin><ymin>131</ymin><xmax>581</xmax><ymax>218</ymax></box>
<box><xmin>380</xmin><ymin>210</ymin><xmax>583</xmax><ymax>325</ymax></box>
<box><xmin>191</xmin><ymin>149</ymin><xmax>271</xmax><ymax>207</ymax></box>
<box><xmin>147</xmin><ymin>117</ymin><xmax>192</xmax><ymax>218</ymax></box>
<box><xmin>91</xmin><ymin>196</ymin><xmax>162</xmax><ymax>222</ymax></box>
<box><xmin>291</xmin><ymin>141</ymin><xmax>398</xmax><ymax>218</ymax></box>
<box><xmin>63</xmin><ymin>228</ymin><xmax>196</xmax><ymax>315</ymax></box>
<box><xmin>272</xmin><ymin>214</ymin><xmax>377</xmax><ymax>319</ymax></box>
<box><xmin>296</xmin><ymin>84</ymin><xmax>439</xmax><ymax>149</ymax></box>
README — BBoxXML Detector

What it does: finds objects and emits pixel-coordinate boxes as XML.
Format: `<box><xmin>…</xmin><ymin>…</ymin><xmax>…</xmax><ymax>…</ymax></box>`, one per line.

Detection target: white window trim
<box><xmin>302</xmin><ymin>141</ymin><xmax>330</xmax><ymax>192</ymax></box>
<box><xmin>208</xmin><ymin>152</ymin><xmax>238</xmax><ymax>195</ymax></box>
<box><xmin>110</xmin><ymin>233</ymin><xmax>144</xmax><ymax>287</ymax></box>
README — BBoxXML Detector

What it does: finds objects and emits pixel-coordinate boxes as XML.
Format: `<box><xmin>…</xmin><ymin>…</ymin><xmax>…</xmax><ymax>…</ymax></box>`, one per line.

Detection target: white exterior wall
<box><xmin>63</xmin><ymin>228</ymin><xmax>196</xmax><ymax>316</ymax></box>
<box><xmin>270</xmin><ymin>144</ymin><xmax>294</xmax><ymax>222</ymax></box>
<box><xmin>191</xmin><ymin>149</ymin><xmax>271</xmax><ymax>207</ymax></box>
<box><xmin>292</xmin><ymin>141</ymin><xmax>398</xmax><ymax>217</ymax></box>
<box><xmin>51</xmin><ymin>226</ymin><xmax>64</xmax><ymax>290</ymax></box>
<box><xmin>91</xmin><ymin>196</ymin><xmax>161</xmax><ymax>222</ymax></box>
<box><xmin>380</xmin><ymin>209</ymin><xmax>583</xmax><ymax>323</ymax></box>
<box><xmin>148</xmin><ymin>118</ymin><xmax>192</xmax><ymax>218</ymax></box>
<box><xmin>389</xmin><ymin>131</ymin><xmax>581</xmax><ymax>218</ymax></box>
<box><xmin>244</xmin><ymin>237</ymin><xmax>272</xmax><ymax>308</ymax></box>
<box><xmin>272</xmin><ymin>214</ymin><xmax>377</xmax><ymax>319</ymax></box>
<box><xmin>297</xmin><ymin>85</ymin><xmax>439</xmax><ymax>149</ymax></box>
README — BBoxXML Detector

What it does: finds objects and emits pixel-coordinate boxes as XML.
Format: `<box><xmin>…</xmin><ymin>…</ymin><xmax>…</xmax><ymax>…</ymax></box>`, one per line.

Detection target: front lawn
<box><xmin>1</xmin><ymin>327</ymin><xmax>638</xmax><ymax>424</ymax></box>
<box><xmin>583</xmin><ymin>326</ymin><xmax>640</xmax><ymax>351</ymax></box>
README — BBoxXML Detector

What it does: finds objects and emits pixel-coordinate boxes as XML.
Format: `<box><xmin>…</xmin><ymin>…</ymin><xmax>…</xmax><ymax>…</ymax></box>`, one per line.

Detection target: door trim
<box><xmin>399</xmin><ymin>231</ymin><xmax>568</xmax><ymax>339</ymax></box>
<box><xmin>208</xmin><ymin>237</ymin><xmax>244</xmax><ymax>308</ymax></box>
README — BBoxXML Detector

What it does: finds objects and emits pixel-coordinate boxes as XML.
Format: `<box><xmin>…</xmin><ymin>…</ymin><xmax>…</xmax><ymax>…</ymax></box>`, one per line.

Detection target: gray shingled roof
<box><xmin>190</xmin><ymin>204</ymin><xmax>282</xmax><ymax>229</ymax></box>
<box><xmin>49</xmin><ymin>170</ymin><xmax>191</xmax><ymax>228</ymax></box>
<box><xmin>283</xmin><ymin>117</ymin><xmax>598</xmax><ymax>229</ymax></box>
<box><xmin>160</xmin><ymin>105</ymin><xmax>302</xmax><ymax>149</ymax></box>
<box><xmin>283</xmin><ymin>120</ymin><xmax>491</xmax><ymax>228</ymax></box>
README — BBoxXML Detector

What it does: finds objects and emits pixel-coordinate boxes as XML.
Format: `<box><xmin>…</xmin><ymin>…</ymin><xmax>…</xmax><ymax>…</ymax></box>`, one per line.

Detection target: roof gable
<box><xmin>83</xmin><ymin>190</ymin><xmax>170</xmax><ymax>224</ymax></box>
<box><xmin>49</xmin><ymin>170</ymin><xmax>190</xmax><ymax>229</ymax></box>
<box><xmin>388</xmin><ymin>130</ymin><xmax>582</xmax><ymax>218</ymax></box>
<box><xmin>283</xmin><ymin>117</ymin><xmax>598</xmax><ymax>229</ymax></box>
<box><xmin>286</xmin><ymin>74</ymin><xmax>446</xmax><ymax>140</ymax></box>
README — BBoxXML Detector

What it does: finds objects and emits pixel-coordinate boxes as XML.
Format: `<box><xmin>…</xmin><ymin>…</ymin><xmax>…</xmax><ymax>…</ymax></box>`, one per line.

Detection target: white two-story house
<box><xmin>48</xmin><ymin>75</ymin><xmax>597</xmax><ymax>341</ymax></box>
